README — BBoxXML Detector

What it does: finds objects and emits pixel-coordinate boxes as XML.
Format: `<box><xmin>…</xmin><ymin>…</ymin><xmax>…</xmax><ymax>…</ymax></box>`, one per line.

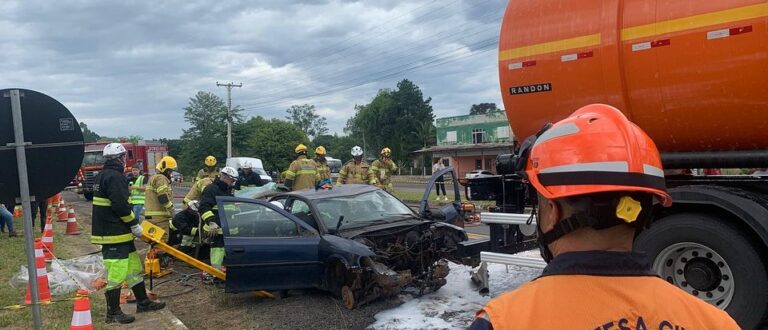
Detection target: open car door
<box><xmin>419</xmin><ymin>167</ymin><xmax>462</xmax><ymax>226</ymax></box>
<box><xmin>216</xmin><ymin>196</ymin><xmax>322</xmax><ymax>293</ymax></box>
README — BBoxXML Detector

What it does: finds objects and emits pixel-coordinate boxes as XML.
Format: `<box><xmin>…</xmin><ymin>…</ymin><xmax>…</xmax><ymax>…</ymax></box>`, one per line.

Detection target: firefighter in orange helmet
<box><xmin>470</xmin><ymin>104</ymin><xmax>737</xmax><ymax>330</ymax></box>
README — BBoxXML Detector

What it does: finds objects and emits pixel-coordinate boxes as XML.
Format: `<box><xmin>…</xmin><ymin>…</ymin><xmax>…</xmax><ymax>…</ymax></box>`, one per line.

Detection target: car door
<box><xmin>216</xmin><ymin>196</ymin><xmax>322</xmax><ymax>293</ymax></box>
<box><xmin>419</xmin><ymin>166</ymin><xmax>461</xmax><ymax>226</ymax></box>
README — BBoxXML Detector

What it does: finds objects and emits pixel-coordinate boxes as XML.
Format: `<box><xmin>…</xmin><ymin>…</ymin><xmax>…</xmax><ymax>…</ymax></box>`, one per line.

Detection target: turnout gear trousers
<box><xmin>91</xmin><ymin>160</ymin><xmax>137</xmax><ymax>245</ymax></box>
<box><xmin>285</xmin><ymin>155</ymin><xmax>320</xmax><ymax>191</ymax></box>
<box><xmin>102</xmin><ymin>242</ymin><xmax>143</xmax><ymax>290</ymax></box>
<box><xmin>144</xmin><ymin>173</ymin><xmax>173</xmax><ymax>233</ymax></box>
<box><xmin>470</xmin><ymin>251</ymin><xmax>739</xmax><ymax>330</ymax></box>
<box><xmin>339</xmin><ymin>160</ymin><xmax>370</xmax><ymax>184</ymax></box>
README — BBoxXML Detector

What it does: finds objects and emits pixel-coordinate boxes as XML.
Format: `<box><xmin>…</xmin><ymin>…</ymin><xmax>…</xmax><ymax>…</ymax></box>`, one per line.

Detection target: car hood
<box><xmin>338</xmin><ymin>218</ymin><xmax>429</xmax><ymax>238</ymax></box>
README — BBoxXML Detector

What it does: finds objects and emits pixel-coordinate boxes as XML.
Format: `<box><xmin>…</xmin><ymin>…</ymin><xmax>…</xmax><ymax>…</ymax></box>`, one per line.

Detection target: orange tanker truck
<box><xmin>462</xmin><ymin>1</ymin><xmax>768</xmax><ymax>328</ymax></box>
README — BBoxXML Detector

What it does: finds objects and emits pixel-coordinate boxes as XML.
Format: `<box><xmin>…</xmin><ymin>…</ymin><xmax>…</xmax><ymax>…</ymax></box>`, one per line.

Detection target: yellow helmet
<box><xmin>380</xmin><ymin>147</ymin><xmax>392</xmax><ymax>157</ymax></box>
<box><xmin>295</xmin><ymin>144</ymin><xmax>308</xmax><ymax>154</ymax></box>
<box><xmin>157</xmin><ymin>156</ymin><xmax>178</xmax><ymax>172</ymax></box>
<box><xmin>315</xmin><ymin>146</ymin><xmax>326</xmax><ymax>155</ymax></box>
<box><xmin>204</xmin><ymin>155</ymin><xmax>216</xmax><ymax>167</ymax></box>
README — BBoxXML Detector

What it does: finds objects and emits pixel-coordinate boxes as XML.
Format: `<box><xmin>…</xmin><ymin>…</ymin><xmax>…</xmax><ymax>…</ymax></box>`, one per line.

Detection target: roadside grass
<box><xmin>392</xmin><ymin>191</ymin><xmax>495</xmax><ymax>210</ymax></box>
<box><xmin>0</xmin><ymin>214</ymin><xmax>107</xmax><ymax>330</ymax></box>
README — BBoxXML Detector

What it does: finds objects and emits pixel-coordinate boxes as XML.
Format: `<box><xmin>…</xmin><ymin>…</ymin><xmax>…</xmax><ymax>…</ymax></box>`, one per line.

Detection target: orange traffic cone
<box><xmin>41</xmin><ymin>217</ymin><xmax>55</xmax><ymax>261</ymax></box>
<box><xmin>66</xmin><ymin>208</ymin><xmax>81</xmax><ymax>235</ymax></box>
<box><xmin>25</xmin><ymin>239</ymin><xmax>52</xmax><ymax>305</ymax></box>
<box><xmin>70</xmin><ymin>289</ymin><xmax>93</xmax><ymax>330</ymax></box>
<box><xmin>57</xmin><ymin>202</ymin><xmax>69</xmax><ymax>222</ymax></box>
<box><xmin>13</xmin><ymin>205</ymin><xmax>22</xmax><ymax>218</ymax></box>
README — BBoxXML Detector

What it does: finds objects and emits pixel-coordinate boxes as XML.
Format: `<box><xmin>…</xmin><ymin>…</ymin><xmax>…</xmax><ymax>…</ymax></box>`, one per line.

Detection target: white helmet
<box><xmin>103</xmin><ymin>143</ymin><xmax>127</xmax><ymax>158</ymax></box>
<box><xmin>242</xmin><ymin>161</ymin><xmax>252</xmax><ymax>169</ymax></box>
<box><xmin>351</xmin><ymin>146</ymin><xmax>363</xmax><ymax>157</ymax></box>
<box><xmin>221</xmin><ymin>166</ymin><xmax>239</xmax><ymax>178</ymax></box>
<box><xmin>187</xmin><ymin>200</ymin><xmax>200</xmax><ymax>212</ymax></box>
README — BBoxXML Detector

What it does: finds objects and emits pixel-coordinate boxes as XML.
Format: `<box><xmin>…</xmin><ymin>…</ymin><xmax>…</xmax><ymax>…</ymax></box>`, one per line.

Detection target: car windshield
<box><xmin>254</xmin><ymin>168</ymin><xmax>267</xmax><ymax>176</ymax></box>
<box><xmin>82</xmin><ymin>151</ymin><xmax>105</xmax><ymax>166</ymax></box>
<box><xmin>314</xmin><ymin>190</ymin><xmax>415</xmax><ymax>231</ymax></box>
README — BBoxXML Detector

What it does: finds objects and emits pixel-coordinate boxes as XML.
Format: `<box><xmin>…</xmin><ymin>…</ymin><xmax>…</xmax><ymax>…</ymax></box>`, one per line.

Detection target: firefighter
<box><xmin>170</xmin><ymin>200</ymin><xmax>204</xmax><ymax>256</ymax></box>
<box><xmin>196</xmin><ymin>155</ymin><xmax>219</xmax><ymax>182</ymax></box>
<box><xmin>369</xmin><ymin>147</ymin><xmax>397</xmax><ymax>192</ymax></box>
<box><xmin>314</xmin><ymin>146</ymin><xmax>331</xmax><ymax>181</ymax></box>
<box><xmin>144</xmin><ymin>156</ymin><xmax>177</xmax><ymax>239</ymax></box>
<box><xmin>284</xmin><ymin>144</ymin><xmax>320</xmax><ymax>191</ymax></box>
<box><xmin>183</xmin><ymin>177</ymin><xmax>213</xmax><ymax>208</ymax></box>
<box><xmin>199</xmin><ymin>167</ymin><xmax>238</xmax><ymax>271</ymax></box>
<box><xmin>338</xmin><ymin>146</ymin><xmax>370</xmax><ymax>184</ymax></box>
<box><xmin>91</xmin><ymin>143</ymin><xmax>165</xmax><ymax>324</ymax></box>
<box><xmin>128</xmin><ymin>167</ymin><xmax>147</xmax><ymax>223</ymax></box>
<box><xmin>469</xmin><ymin>105</ymin><xmax>738</xmax><ymax>330</ymax></box>
<box><xmin>237</xmin><ymin>161</ymin><xmax>264</xmax><ymax>189</ymax></box>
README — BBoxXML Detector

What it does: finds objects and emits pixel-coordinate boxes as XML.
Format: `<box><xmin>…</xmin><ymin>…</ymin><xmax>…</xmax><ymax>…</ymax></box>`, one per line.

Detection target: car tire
<box><xmin>634</xmin><ymin>213</ymin><xmax>768</xmax><ymax>329</ymax></box>
<box><xmin>83</xmin><ymin>192</ymin><xmax>94</xmax><ymax>201</ymax></box>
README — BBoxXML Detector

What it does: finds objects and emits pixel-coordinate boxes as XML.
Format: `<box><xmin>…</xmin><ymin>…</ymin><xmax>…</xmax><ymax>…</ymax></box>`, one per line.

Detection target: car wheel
<box><xmin>341</xmin><ymin>285</ymin><xmax>356</xmax><ymax>310</ymax></box>
<box><xmin>83</xmin><ymin>192</ymin><xmax>93</xmax><ymax>201</ymax></box>
<box><xmin>634</xmin><ymin>213</ymin><xmax>768</xmax><ymax>329</ymax></box>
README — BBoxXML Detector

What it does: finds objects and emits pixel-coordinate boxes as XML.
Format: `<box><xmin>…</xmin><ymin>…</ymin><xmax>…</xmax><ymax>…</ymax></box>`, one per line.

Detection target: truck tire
<box><xmin>83</xmin><ymin>192</ymin><xmax>93</xmax><ymax>201</ymax></box>
<box><xmin>635</xmin><ymin>213</ymin><xmax>768</xmax><ymax>329</ymax></box>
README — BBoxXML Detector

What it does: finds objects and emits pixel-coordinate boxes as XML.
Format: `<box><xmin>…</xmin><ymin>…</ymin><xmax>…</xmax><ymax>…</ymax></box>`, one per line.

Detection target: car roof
<box><xmin>277</xmin><ymin>184</ymin><xmax>379</xmax><ymax>200</ymax></box>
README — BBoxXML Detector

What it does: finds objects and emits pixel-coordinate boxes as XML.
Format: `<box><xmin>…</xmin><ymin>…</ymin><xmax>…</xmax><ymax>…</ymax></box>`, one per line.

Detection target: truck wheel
<box><xmin>635</xmin><ymin>213</ymin><xmax>768</xmax><ymax>329</ymax></box>
<box><xmin>83</xmin><ymin>192</ymin><xmax>93</xmax><ymax>201</ymax></box>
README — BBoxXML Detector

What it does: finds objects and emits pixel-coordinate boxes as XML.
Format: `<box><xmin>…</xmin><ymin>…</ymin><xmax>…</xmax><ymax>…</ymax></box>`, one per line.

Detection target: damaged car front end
<box><xmin>216</xmin><ymin>185</ymin><xmax>468</xmax><ymax>309</ymax></box>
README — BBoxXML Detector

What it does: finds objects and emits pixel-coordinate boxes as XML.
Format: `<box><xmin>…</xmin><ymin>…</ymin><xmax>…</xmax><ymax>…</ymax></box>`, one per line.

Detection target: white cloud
<box><xmin>0</xmin><ymin>0</ymin><xmax>507</xmax><ymax>139</ymax></box>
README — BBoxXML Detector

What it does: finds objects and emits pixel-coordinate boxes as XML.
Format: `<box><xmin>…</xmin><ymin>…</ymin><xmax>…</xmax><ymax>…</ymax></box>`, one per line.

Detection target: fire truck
<box><xmin>74</xmin><ymin>140</ymin><xmax>169</xmax><ymax>200</ymax></box>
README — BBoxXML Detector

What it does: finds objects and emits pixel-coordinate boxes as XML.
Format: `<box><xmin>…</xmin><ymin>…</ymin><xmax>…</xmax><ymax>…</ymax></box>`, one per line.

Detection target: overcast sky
<box><xmin>1</xmin><ymin>0</ymin><xmax>506</xmax><ymax>139</ymax></box>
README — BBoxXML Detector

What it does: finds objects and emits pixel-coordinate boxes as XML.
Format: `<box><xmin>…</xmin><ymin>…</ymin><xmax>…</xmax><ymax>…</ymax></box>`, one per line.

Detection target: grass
<box><xmin>0</xmin><ymin>213</ymin><xmax>108</xmax><ymax>330</ymax></box>
<box><xmin>392</xmin><ymin>190</ymin><xmax>495</xmax><ymax>210</ymax></box>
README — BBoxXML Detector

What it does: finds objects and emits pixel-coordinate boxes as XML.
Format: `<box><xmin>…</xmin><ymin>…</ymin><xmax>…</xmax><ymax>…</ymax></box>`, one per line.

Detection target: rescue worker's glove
<box><xmin>204</xmin><ymin>222</ymin><xmax>220</xmax><ymax>238</ymax></box>
<box><xmin>130</xmin><ymin>224</ymin><xmax>143</xmax><ymax>238</ymax></box>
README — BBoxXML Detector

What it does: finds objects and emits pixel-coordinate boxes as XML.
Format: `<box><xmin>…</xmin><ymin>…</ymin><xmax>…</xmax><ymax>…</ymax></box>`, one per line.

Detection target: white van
<box><xmin>326</xmin><ymin>157</ymin><xmax>342</xmax><ymax>182</ymax></box>
<box><xmin>225</xmin><ymin>157</ymin><xmax>273</xmax><ymax>182</ymax></box>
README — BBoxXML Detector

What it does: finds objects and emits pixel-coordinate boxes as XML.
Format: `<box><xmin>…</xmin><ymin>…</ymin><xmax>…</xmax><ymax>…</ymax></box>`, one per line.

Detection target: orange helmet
<box><xmin>524</xmin><ymin>104</ymin><xmax>672</xmax><ymax>207</ymax></box>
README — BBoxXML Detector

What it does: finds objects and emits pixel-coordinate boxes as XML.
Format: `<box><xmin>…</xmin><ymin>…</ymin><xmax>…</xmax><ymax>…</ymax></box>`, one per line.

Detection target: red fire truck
<box><xmin>74</xmin><ymin>140</ymin><xmax>169</xmax><ymax>200</ymax></box>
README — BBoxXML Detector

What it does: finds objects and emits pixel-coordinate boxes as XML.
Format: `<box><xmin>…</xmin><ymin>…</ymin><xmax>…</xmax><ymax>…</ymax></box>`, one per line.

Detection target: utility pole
<box><xmin>216</xmin><ymin>81</ymin><xmax>242</xmax><ymax>159</ymax></box>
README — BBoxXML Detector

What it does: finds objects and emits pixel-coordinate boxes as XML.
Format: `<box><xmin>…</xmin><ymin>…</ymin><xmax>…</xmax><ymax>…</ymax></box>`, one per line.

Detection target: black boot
<box><xmin>105</xmin><ymin>289</ymin><xmax>135</xmax><ymax>324</ymax></box>
<box><xmin>132</xmin><ymin>282</ymin><xmax>166</xmax><ymax>313</ymax></box>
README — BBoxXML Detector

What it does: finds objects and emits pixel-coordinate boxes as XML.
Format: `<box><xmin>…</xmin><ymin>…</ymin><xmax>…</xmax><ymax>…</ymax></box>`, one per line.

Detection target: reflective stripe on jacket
<box><xmin>339</xmin><ymin>160</ymin><xmax>370</xmax><ymax>184</ymax></box>
<box><xmin>369</xmin><ymin>159</ymin><xmax>397</xmax><ymax>185</ymax></box>
<box><xmin>144</xmin><ymin>173</ymin><xmax>173</xmax><ymax>218</ymax></box>
<box><xmin>91</xmin><ymin>160</ymin><xmax>136</xmax><ymax>245</ymax></box>
<box><xmin>285</xmin><ymin>155</ymin><xmax>319</xmax><ymax>191</ymax></box>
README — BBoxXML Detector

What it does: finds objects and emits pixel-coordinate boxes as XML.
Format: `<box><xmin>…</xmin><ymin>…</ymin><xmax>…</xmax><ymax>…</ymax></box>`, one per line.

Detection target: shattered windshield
<box><xmin>314</xmin><ymin>190</ymin><xmax>415</xmax><ymax>231</ymax></box>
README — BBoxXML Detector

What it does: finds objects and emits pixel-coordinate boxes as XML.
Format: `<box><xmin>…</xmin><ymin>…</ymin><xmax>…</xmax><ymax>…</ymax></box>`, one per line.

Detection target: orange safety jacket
<box><xmin>470</xmin><ymin>251</ymin><xmax>739</xmax><ymax>330</ymax></box>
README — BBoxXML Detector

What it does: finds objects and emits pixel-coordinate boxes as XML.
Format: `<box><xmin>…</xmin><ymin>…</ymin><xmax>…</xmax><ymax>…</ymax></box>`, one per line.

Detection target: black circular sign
<box><xmin>0</xmin><ymin>89</ymin><xmax>84</xmax><ymax>205</ymax></box>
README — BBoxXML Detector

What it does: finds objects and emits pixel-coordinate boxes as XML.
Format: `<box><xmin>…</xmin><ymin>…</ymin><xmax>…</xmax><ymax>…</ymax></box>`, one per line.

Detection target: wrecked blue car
<box><xmin>215</xmin><ymin>184</ymin><xmax>468</xmax><ymax>309</ymax></box>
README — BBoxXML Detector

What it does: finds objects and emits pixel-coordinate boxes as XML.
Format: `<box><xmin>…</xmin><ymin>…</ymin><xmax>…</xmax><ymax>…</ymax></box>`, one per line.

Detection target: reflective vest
<box><xmin>144</xmin><ymin>174</ymin><xmax>173</xmax><ymax>218</ymax></box>
<box><xmin>285</xmin><ymin>155</ymin><xmax>319</xmax><ymax>191</ymax></box>
<box><xmin>128</xmin><ymin>175</ymin><xmax>145</xmax><ymax>205</ymax></box>
<box><xmin>339</xmin><ymin>160</ymin><xmax>370</xmax><ymax>184</ymax></box>
<box><xmin>475</xmin><ymin>251</ymin><xmax>739</xmax><ymax>330</ymax></box>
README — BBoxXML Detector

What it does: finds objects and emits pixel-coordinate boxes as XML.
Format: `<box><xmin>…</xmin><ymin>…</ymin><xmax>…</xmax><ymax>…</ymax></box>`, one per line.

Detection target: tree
<box><xmin>285</xmin><ymin>104</ymin><xmax>328</xmax><ymax>139</ymax></box>
<box><xmin>312</xmin><ymin>134</ymin><xmax>359</xmax><ymax>163</ymax></box>
<box><xmin>79</xmin><ymin>122</ymin><xmax>100</xmax><ymax>142</ymax></box>
<box><xmin>240</xmin><ymin>116</ymin><xmax>309</xmax><ymax>172</ymax></box>
<box><xmin>469</xmin><ymin>103</ymin><xmax>498</xmax><ymax>115</ymax></box>
<box><xmin>178</xmin><ymin>91</ymin><xmax>243</xmax><ymax>175</ymax></box>
<box><xmin>345</xmin><ymin>79</ymin><xmax>434</xmax><ymax>162</ymax></box>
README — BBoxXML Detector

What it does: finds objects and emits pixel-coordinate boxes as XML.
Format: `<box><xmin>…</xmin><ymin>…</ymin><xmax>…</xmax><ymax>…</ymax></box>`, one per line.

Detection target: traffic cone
<box><xmin>70</xmin><ymin>289</ymin><xmax>93</xmax><ymax>330</ymax></box>
<box><xmin>25</xmin><ymin>239</ymin><xmax>52</xmax><ymax>305</ymax></box>
<box><xmin>13</xmin><ymin>205</ymin><xmax>21</xmax><ymax>218</ymax></box>
<box><xmin>41</xmin><ymin>217</ymin><xmax>55</xmax><ymax>261</ymax></box>
<box><xmin>57</xmin><ymin>201</ymin><xmax>69</xmax><ymax>222</ymax></box>
<box><xmin>66</xmin><ymin>208</ymin><xmax>81</xmax><ymax>235</ymax></box>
